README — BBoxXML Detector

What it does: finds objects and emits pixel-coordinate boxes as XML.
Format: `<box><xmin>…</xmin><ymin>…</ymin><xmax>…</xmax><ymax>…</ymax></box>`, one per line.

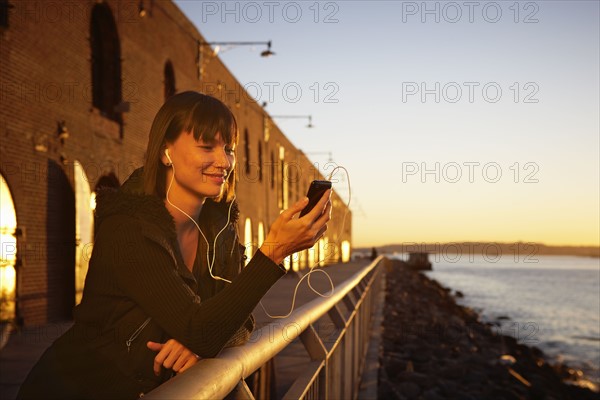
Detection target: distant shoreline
<box><xmin>355</xmin><ymin>242</ymin><xmax>600</xmax><ymax>259</ymax></box>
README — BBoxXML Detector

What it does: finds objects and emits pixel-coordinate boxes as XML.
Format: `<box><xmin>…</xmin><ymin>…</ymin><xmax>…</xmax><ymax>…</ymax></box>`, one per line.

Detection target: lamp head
<box><xmin>261</xmin><ymin>41</ymin><xmax>275</xmax><ymax>57</ymax></box>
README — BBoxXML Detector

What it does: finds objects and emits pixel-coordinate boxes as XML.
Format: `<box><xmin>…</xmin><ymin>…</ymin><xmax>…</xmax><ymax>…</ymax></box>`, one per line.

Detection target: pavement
<box><xmin>0</xmin><ymin>259</ymin><xmax>380</xmax><ymax>399</ymax></box>
<box><xmin>0</xmin><ymin>321</ymin><xmax>73</xmax><ymax>400</ymax></box>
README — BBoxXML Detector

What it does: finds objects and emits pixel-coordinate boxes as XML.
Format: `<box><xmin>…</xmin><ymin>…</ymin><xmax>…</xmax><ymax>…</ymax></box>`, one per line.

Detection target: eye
<box><xmin>198</xmin><ymin>145</ymin><xmax>213</xmax><ymax>151</ymax></box>
<box><xmin>225</xmin><ymin>147</ymin><xmax>235</xmax><ymax>155</ymax></box>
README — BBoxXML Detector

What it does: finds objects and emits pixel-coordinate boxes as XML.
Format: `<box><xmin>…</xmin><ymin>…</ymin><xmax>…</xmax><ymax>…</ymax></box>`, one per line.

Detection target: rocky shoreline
<box><xmin>377</xmin><ymin>262</ymin><xmax>598</xmax><ymax>400</ymax></box>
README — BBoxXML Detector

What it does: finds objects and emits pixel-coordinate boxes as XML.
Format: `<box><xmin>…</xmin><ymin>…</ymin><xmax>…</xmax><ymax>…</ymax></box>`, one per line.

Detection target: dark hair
<box><xmin>143</xmin><ymin>91</ymin><xmax>238</xmax><ymax>202</ymax></box>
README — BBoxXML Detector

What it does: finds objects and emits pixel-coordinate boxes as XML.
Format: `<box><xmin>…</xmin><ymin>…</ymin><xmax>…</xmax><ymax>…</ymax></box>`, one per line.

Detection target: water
<box><xmin>394</xmin><ymin>253</ymin><xmax>600</xmax><ymax>386</ymax></box>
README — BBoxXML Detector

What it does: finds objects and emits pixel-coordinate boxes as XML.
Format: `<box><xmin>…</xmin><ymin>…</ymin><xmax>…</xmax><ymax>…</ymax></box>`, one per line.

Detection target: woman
<box><xmin>18</xmin><ymin>92</ymin><xmax>331</xmax><ymax>399</ymax></box>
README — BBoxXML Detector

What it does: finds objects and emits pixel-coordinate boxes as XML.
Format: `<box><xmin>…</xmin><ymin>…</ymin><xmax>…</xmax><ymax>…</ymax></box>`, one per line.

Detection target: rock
<box><xmin>423</xmin><ymin>387</ymin><xmax>444</xmax><ymax>400</ymax></box>
<box><xmin>378</xmin><ymin>379</ymin><xmax>401</xmax><ymax>400</ymax></box>
<box><xmin>378</xmin><ymin>263</ymin><xmax>599</xmax><ymax>400</ymax></box>
<box><xmin>396</xmin><ymin>371</ymin><xmax>431</xmax><ymax>387</ymax></box>
<box><xmin>411</xmin><ymin>348</ymin><xmax>431</xmax><ymax>363</ymax></box>
<box><xmin>397</xmin><ymin>382</ymin><xmax>421</xmax><ymax>398</ymax></box>
<box><xmin>463</xmin><ymin>370</ymin><xmax>488</xmax><ymax>385</ymax></box>
<box><xmin>437</xmin><ymin>379</ymin><xmax>460</xmax><ymax>396</ymax></box>
<box><xmin>486</xmin><ymin>387</ymin><xmax>521</xmax><ymax>400</ymax></box>
<box><xmin>385</xmin><ymin>360</ymin><xmax>407</xmax><ymax>378</ymax></box>
<box><xmin>440</xmin><ymin>363</ymin><xmax>467</xmax><ymax>380</ymax></box>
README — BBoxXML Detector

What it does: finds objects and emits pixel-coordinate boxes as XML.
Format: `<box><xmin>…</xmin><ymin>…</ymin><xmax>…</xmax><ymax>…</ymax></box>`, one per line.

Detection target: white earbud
<box><xmin>165</xmin><ymin>149</ymin><xmax>172</xmax><ymax>166</ymax></box>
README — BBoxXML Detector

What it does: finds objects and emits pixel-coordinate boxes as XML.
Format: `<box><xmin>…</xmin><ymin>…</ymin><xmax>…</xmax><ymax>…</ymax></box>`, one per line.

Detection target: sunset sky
<box><xmin>175</xmin><ymin>1</ymin><xmax>600</xmax><ymax>247</ymax></box>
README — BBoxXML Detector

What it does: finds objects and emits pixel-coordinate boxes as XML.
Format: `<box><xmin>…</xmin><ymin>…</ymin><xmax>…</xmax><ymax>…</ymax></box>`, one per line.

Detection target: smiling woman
<box><xmin>17</xmin><ymin>91</ymin><xmax>332</xmax><ymax>399</ymax></box>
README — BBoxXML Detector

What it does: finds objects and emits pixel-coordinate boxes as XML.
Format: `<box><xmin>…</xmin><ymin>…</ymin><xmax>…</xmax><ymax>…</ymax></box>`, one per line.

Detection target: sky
<box><xmin>173</xmin><ymin>0</ymin><xmax>600</xmax><ymax>248</ymax></box>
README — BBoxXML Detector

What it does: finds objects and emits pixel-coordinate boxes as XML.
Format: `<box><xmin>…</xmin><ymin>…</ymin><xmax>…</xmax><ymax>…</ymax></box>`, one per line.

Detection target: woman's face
<box><xmin>164</xmin><ymin>131</ymin><xmax>236</xmax><ymax>201</ymax></box>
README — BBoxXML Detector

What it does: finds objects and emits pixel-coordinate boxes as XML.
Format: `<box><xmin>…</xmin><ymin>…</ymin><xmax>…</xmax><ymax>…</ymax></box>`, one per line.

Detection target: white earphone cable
<box><xmin>165</xmin><ymin>151</ymin><xmax>352</xmax><ymax>315</ymax></box>
<box><xmin>260</xmin><ymin>165</ymin><xmax>352</xmax><ymax>319</ymax></box>
<box><xmin>165</xmin><ymin>159</ymin><xmax>233</xmax><ymax>284</ymax></box>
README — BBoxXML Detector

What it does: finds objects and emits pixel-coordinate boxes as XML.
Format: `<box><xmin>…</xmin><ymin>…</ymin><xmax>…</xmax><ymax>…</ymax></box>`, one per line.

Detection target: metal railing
<box><xmin>145</xmin><ymin>256</ymin><xmax>386</xmax><ymax>400</ymax></box>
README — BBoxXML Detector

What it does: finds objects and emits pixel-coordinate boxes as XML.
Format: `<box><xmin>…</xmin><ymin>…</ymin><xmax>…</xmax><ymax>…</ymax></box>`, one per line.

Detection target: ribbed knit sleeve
<box><xmin>96</xmin><ymin>216</ymin><xmax>286</xmax><ymax>358</ymax></box>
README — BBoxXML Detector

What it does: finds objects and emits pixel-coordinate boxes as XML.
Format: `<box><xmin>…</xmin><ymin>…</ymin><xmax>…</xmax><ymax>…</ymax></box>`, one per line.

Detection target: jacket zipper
<box><xmin>126</xmin><ymin>317</ymin><xmax>152</xmax><ymax>354</ymax></box>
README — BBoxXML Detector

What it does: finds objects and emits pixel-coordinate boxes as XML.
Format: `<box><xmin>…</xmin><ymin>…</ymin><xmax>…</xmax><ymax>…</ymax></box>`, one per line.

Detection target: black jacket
<box><xmin>18</xmin><ymin>168</ymin><xmax>285</xmax><ymax>399</ymax></box>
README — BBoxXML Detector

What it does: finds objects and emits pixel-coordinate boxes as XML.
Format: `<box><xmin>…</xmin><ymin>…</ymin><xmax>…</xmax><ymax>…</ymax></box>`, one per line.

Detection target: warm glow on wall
<box><xmin>257</xmin><ymin>222</ymin><xmax>264</xmax><ymax>247</ymax></box>
<box><xmin>318</xmin><ymin>238</ymin><xmax>326</xmax><ymax>267</ymax></box>
<box><xmin>0</xmin><ymin>174</ymin><xmax>17</xmax><ymax>320</ymax></box>
<box><xmin>74</xmin><ymin>161</ymin><xmax>94</xmax><ymax>305</ymax></box>
<box><xmin>341</xmin><ymin>241</ymin><xmax>351</xmax><ymax>263</ymax></box>
<box><xmin>244</xmin><ymin>218</ymin><xmax>253</xmax><ymax>266</ymax></box>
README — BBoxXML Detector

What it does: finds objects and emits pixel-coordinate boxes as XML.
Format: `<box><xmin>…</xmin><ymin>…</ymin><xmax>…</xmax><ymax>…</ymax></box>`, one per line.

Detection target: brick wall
<box><xmin>0</xmin><ymin>0</ymin><xmax>351</xmax><ymax>326</ymax></box>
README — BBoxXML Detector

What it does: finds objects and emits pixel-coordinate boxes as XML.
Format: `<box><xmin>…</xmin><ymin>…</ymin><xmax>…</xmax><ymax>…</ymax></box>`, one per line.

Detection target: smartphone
<box><xmin>299</xmin><ymin>180</ymin><xmax>332</xmax><ymax>217</ymax></box>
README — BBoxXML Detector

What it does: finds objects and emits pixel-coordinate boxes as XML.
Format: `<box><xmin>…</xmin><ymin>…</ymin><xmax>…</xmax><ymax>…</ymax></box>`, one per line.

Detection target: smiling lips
<box><xmin>203</xmin><ymin>171</ymin><xmax>226</xmax><ymax>184</ymax></box>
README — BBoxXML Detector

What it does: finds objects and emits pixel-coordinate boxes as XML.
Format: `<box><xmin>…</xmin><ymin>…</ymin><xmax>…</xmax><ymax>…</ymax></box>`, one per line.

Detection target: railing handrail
<box><xmin>145</xmin><ymin>256</ymin><xmax>385</xmax><ymax>400</ymax></box>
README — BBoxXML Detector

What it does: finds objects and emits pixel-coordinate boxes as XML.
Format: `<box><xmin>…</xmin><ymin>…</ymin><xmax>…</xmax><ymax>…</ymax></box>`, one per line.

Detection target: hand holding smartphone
<box><xmin>299</xmin><ymin>180</ymin><xmax>332</xmax><ymax>218</ymax></box>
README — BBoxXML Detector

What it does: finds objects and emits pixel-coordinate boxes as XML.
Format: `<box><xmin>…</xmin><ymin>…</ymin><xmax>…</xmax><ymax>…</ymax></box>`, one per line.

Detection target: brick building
<box><xmin>0</xmin><ymin>0</ymin><xmax>351</xmax><ymax>326</ymax></box>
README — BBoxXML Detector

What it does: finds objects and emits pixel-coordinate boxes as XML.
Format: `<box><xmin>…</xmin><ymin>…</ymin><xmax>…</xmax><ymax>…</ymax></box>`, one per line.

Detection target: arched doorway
<box><xmin>74</xmin><ymin>161</ymin><xmax>94</xmax><ymax>305</ymax></box>
<box><xmin>46</xmin><ymin>160</ymin><xmax>75</xmax><ymax>321</ymax></box>
<box><xmin>0</xmin><ymin>174</ymin><xmax>17</xmax><ymax>322</ymax></box>
<box><xmin>244</xmin><ymin>217</ymin><xmax>253</xmax><ymax>267</ymax></box>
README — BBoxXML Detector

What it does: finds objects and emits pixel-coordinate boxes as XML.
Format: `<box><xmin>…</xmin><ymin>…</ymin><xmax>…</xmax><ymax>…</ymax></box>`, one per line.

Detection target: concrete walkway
<box><xmin>0</xmin><ymin>260</ymin><xmax>380</xmax><ymax>399</ymax></box>
<box><xmin>0</xmin><ymin>321</ymin><xmax>73</xmax><ymax>400</ymax></box>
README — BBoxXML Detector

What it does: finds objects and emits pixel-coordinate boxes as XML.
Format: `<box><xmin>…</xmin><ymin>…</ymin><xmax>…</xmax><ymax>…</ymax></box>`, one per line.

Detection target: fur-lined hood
<box><xmin>94</xmin><ymin>167</ymin><xmax>239</xmax><ymax>241</ymax></box>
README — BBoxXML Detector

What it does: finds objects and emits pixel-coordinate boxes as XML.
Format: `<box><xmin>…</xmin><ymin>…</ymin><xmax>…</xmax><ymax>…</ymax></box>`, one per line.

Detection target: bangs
<box><xmin>183</xmin><ymin>96</ymin><xmax>238</xmax><ymax>146</ymax></box>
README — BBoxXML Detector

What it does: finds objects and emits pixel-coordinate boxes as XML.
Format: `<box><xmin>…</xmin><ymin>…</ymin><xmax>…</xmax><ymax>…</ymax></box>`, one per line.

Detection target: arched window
<box><xmin>244</xmin><ymin>129</ymin><xmax>250</xmax><ymax>175</ymax></box>
<box><xmin>90</xmin><ymin>3</ymin><xmax>122</xmax><ymax>125</ymax></box>
<box><xmin>257</xmin><ymin>141</ymin><xmax>263</xmax><ymax>182</ymax></box>
<box><xmin>270</xmin><ymin>151</ymin><xmax>275</xmax><ymax>190</ymax></box>
<box><xmin>244</xmin><ymin>218</ymin><xmax>253</xmax><ymax>267</ymax></box>
<box><xmin>279</xmin><ymin>146</ymin><xmax>287</xmax><ymax>209</ymax></box>
<box><xmin>0</xmin><ymin>0</ymin><xmax>10</xmax><ymax>28</ymax></box>
<box><xmin>164</xmin><ymin>60</ymin><xmax>176</xmax><ymax>101</ymax></box>
<box><xmin>74</xmin><ymin>161</ymin><xmax>94</xmax><ymax>305</ymax></box>
<box><xmin>0</xmin><ymin>174</ymin><xmax>17</xmax><ymax>321</ymax></box>
<box><xmin>257</xmin><ymin>222</ymin><xmax>265</xmax><ymax>247</ymax></box>
<box><xmin>341</xmin><ymin>241</ymin><xmax>351</xmax><ymax>263</ymax></box>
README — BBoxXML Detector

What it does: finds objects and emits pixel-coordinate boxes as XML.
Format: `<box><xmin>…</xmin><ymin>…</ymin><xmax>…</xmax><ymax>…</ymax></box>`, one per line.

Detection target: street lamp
<box><xmin>303</xmin><ymin>151</ymin><xmax>333</xmax><ymax>163</ymax></box>
<box><xmin>200</xmin><ymin>40</ymin><xmax>275</xmax><ymax>57</ymax></box>
<box><xmin>198</xmin><ymin>40</ymin><xmax>275</xmax><ymax>79</ymax></box>
<box><xmin>271</xmin><ymin>115</ymin><xmax>314</xmax><ymax>129</ymax></box>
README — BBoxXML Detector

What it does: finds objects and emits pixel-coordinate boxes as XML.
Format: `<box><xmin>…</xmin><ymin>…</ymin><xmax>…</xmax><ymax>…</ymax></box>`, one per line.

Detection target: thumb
<box><xmin>147</xmin><ymin>341</ymin><xmax>163</xmax><ymax>352</ymax></box>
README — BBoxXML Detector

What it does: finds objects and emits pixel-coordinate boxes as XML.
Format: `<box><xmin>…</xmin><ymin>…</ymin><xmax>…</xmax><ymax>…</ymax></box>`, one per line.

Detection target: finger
<box><xmin>315</xmin><ymin>200</ymin><xmax>332</xmax><ymax>226</ymax></box>
<box><xmin>178</xmin><ymin>357</ymin><xmax>198</xmax><ymax>374</ymax></box>
<box><xmin>305</xmin><ymin>189</ymin><xmax>332</xmax><ymax>220</ymax></box>
<box><xmin>153</xmin><ymin>340</ymin><xmax>177</xmax><ymax>375</ymax></box>
<box><xmin>147</xmin><ymin>341</ymin><xmax>163</xmax><ymax>352</ymax></box>
<box><xmin>172</xmin><ymin>350</ymin><xmax>192</xmax><ymax>372</ymax></box>
<box><xmin>281</xmin><ymin>197</ymin><xmax>309</xmax><ymax>219</ymax></box>
<box><xmin>315</xmin><ymin>223</ymin><xmax>328</xmax><ymax>242</ymax></box>
<box><xmin>163</xmin><ymin>345</ymin><xmax>184</xmax><ymax>370</ymax></box>
<box><xmin>154</xmin><ymin>350</ymin><xmax>168</xmax><ymax>376</ymax></box>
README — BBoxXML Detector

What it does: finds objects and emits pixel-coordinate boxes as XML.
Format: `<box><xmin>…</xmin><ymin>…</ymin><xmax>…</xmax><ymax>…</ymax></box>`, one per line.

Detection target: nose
<box><xmin>215</xmin><ymin>147</ymin><xmax>232</xmax><ymax>170</ymax></box>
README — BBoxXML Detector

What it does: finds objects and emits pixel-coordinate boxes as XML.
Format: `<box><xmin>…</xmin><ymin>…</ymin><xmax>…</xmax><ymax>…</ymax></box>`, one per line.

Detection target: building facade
<box><xmin>0</xmin><ymin>0</ymin><xmax>351</xmax><ymax>326</ymax></box>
